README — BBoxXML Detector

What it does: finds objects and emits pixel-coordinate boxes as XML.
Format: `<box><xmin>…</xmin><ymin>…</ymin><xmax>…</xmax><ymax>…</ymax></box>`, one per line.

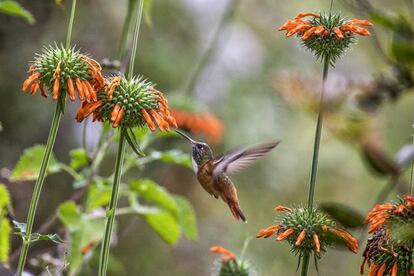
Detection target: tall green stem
<box><xmin>16</xmin><ymin>104</ymin><xmax>62</xmax><ymax>276</ymax></box>
<box><xmin>410</xmin><ymin>134</ymin><xmax>414</xmax><ymax>196</ymax></box>
<box><xmin>98</xmin><ymin>131</ymin><xmax>127</xmax><ymax>276</ymax></box>
<box><xmin>66</xmin><ymin>0</ymin><xmax>77</xmax><ymax>50</ymax></box>
<box><xmin>117</xmin><ymin>0</ymin><xmax>138</xmax><ymax>60</ymax></box>
<box><xmin>307</xmin><ymin>56</ymin><xmax>330</xmax><ymax>211</ymax></box>
<box><xmin>127</xmin><ymin>0</ymin><xmax>144</xmax><ymax>79</ymax></box>
<box><xmin>301</xmin><ymin>253</ymin><xmax>310</xmax><ymax>276</ymax></box>
<box><xmin>98</xmin><ymin>1</ymin><xmax>143</xmax><ymax>275</ymax></box>
<box><xmin>16</xmin><ymin>1</ymin><xmax>77</xmax><ymax>273</ymax></box>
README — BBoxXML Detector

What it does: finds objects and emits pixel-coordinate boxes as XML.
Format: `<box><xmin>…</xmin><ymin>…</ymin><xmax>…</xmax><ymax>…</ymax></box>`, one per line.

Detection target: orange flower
<box><xmin>210</xmin><ymin>246</ymin><xmax>236</xmax><ymax>264</ymax></box>
<box><xmin>295</xmin><ymin>230</ymin><xmax>306</xmax><ymax>246</ymax></box>
<box><xmin>170</xmin><ymin>108</ymin><xmax>224</xmax><ymax>145</ymax></box>
<box><xmin>274</xmin><ymin>205</ymin><xmax>292</xmax><ymax>212</ymax></box>
<box><xmin>328</xmin><ymin>228</ymin><xmax>358</xmax><ymax>253</ymax></box>
<box><xmin>312</xmin><ymin>233</ymin><xmax>320</xmax><ymax>253</ymax></box>
<box><xmin>256</xmin><ymin>225</ymin><xmax>281</xmax><ymax>238</ymax></box>
<box><xmin>22</xmin><ymin>46</ymin><xmax>104</xmax><ymax>102</ymax></box>
<box><xmin>276</xmin><ymin>228</ymin><xmax>295</xmax><ymax>241</ymax></box>
<box><xmin>76</xmin><ymin>76</ymin><xmax>177</xmax><ymax>131</ymax></box>
<box><xmin>391</xmin><ymin>262</ymin><xmax>398</xmax><ymax>276</ymax></box>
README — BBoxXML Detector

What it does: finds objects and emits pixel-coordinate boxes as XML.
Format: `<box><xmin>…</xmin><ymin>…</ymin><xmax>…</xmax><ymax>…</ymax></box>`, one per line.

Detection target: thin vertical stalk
<box><xmin>98</xmin><ymin>1</ymin><xmax>144</xmax><ymax>275</ymax></box>
<box><xmin>117</xmin><ymin>0</ymin><xmax>138</xmax><ymax>60</ymax></box>
<box><xmin>16</xmin><ymin>0</ymin><xmax>77</xmax><ymax>273</ymax></box>
<box><xmin>66</xmin><ymin>0</ymin><xmax>77</xmax><ymax>49</ymax></box>
<box><xmin>127</xmin><ymin>0</ymin><xmax>144</xmax><ymax>79</ymax></box>
<box><xmin>301</xmin><ymin>253</ymin><xmax>310</xmax><ymax>276</ymax></box>
<box><xmin>16</xmin><ymin>104</ymin><xmax>62</xmax><ymax>276</ymax></box>
<box><xmin>98</xmin><ymin>131</ymin><xmax>127</xmax><ymax>276</ymax></box>
<box><xmin>307</xmin><ymin>56</ymin><xmax>330</xmax><ymax>211</ymax></box>
<box><xmin>410</xmin><ymin>133</ymin><xmax>414</xmax><ymax>196</ymax></box>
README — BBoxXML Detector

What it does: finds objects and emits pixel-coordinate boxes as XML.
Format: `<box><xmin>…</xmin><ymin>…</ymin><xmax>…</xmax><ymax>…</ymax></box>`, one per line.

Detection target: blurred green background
<box><xmin>1</xmin><ymin>0</ymin><xmax>413</xmax><ymax>275</ymax></box>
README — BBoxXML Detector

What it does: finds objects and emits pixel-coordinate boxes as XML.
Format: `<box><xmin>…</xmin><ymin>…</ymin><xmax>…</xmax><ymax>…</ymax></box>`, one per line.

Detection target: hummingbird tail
<box><xmin>229</xmin><ymin>203</ymin><xmax>247</xmax><ymax>223</ymax></box>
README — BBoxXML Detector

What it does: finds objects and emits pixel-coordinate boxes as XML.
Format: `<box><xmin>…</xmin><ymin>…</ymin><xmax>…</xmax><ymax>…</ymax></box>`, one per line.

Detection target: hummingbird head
<box><xmin>175</xmin><ymin>130</ymin><xmax>213</xmax><ymax>166</ymax></box>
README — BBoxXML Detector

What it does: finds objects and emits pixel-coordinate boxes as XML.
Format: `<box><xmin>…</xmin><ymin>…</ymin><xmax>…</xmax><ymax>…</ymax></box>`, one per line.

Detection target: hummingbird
<box><xmin>176</xmin><ymin>130</ymin><xmax>280</xmax><ymax>222</ymax></box>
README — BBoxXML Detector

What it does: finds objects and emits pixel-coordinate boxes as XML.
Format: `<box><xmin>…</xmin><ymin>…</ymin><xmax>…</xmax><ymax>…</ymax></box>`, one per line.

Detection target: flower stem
<box><xmin>117</xmin><ymin>0</ymin><xmax>139</xmax><ymax>61</ymax></box>
<box><xmin>301</xmin><ymin>253</ymin><xmax>310</xmax><ymax>276</ymax></box>
<box><xmin>307</xmin><ymin>56</ymin><xmax>330</xmax><ymax>211</ymax></box>
<box><xmin>98</xmin><ymin>130</ymin><xmax>126</xmax><ymax>276</ymax></box>
<box><xmin>127</xmin><ymin>0</ymin><xmax>144</xmax><ymax>79</ymax></box>
<box><xmin>65</xmin><ymin>0</ymin><xmax>77</xmax><ymax>50</ymax></box>
<box><xmin>16</xmin><ymin>103</ymin><xmax>62</xmax><ymax>276</ymax></box>
<box><xmin>410</xmin><ymin>133</ymin><xmax>414</xmax><ymax>196</ymax></box>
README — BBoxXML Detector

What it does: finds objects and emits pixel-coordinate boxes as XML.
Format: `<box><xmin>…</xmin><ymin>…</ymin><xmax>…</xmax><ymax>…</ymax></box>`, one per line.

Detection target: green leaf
<box><xmin>69</xmin><ymin>148</ymin><xmax>89</xmax><ymax>170</ymax></box>
<box><xmin>0</xmin><ymin>219</ymin><xmax>11</xmax><ymax>262</ymax></box>
<box><xmin>150</xmin><ymin>150</ymin><xmax>192</xmax><ymax>169</ymax></box>
<box><xmin>10</xmin><ymin>145</ymin><xmax>61</xmax><ymax>182</ymax></box>
<box><xmin>129</xmin><ymin>179</ymin><xmax>178</xmax><ymax>215</ymax></box>
<box><xmin>0</xmin><ymin>0</ymin><xmax>34</xmax><ymax>23</ymax></box>
<box><xmin>174</xmin><ymin>196</ymin><xmax>198</xmax><ymax>241</ymax></box>
<box><xmin>57</xmin><ymin>201</ymin><xmax>105</xmax><ymax>275</ymax></box>
<box><xmin>85</xmin><ymin>179</ymin><xmax>112</xmax><ymax>212</ymax></box>
<box><xmin>144</xmin><ymin>210</ymin><xmax>180</xmax><ymax>245</ymax></box>
<box><xmin>0</xmin><ymin>184</ymin><xmax>11</xmax><ymax>211</ymax></box>
<box><xmin>30</xmin><ymin>233</ymin><xmax>63</xmax><ymax>244</ymax></box>
<box><xmin>319</xmin><ymin>202</ymin><xmax>365</xmax><ymax>228</ymax></box>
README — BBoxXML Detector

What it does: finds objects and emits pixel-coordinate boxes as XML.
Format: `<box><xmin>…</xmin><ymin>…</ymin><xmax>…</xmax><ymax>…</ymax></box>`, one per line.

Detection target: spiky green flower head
<box><xmin>22</xmin><ymin>44</ymin><xmax>105</xmax><ymax>108</ymax></box>
<box><xmin>257</xmin><ymin>206</ymin><xmax>358</xmax><ymax>259</ymax></box>
<box><xmin>278</xmin><ymin>12</ymin><xmax>373</xmax><ymax>66</ymax></box>
<box><xmin>210</xmin><ymin>246</ymin><xmax>255</xmax><ymax>276</ymax></box>
<box><xmin>361</xmin><ymin>227</ymin><xmax>414</xmax><ymax>275</ymax></box>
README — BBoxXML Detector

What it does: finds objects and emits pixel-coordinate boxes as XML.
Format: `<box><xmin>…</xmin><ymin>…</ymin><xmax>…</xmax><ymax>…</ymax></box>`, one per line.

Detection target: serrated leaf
<box><xmin>174</xmin><ymin>196</ymin><xmax>198</xmax><ymax>241</ymax></box>
<box><xmin>10</xmin><ymin>145</ymin><xmax>61</xmax><ymax>182</ymax></box>
<box><xmin>0</xmin><ymin>184</ymin><xmax>11</xmax><ymax>211</ymax></box>
<box><xmin>0</xmin><ymin>219</ymin><xmax>11</xmax><ymax>262</ymax></box>
<box><xmin>129</xmin><ymin>179</ymin><xmax>178</xmax><ymax>215</ymax></box>
<box><xmin>144</xmin><ymin>211</ymin><xmax>180</xmax><ymax>245</ymax></box>
<box><xmin>85</xmin><ymin>180</ymin><xmax>112</xmax><ymax>212</ymax></box>
<box><xmin>0</xmin><ymin>0</ymin><xmax>34</xmax><ymax>23</ymax></box>
<box><xmin>69</xmin><ymin>148</ymin><xmax>89</xmax><ymax>170</ymax></box>
<box><xmin>150</xmin><ymin>150</ymin><xmax>192</xmax><ymax>169</ymax></box>
<box><xmin>319</xmin><ymin>202</ymin><xmax>364</xmax><ymax>228</ymax></box>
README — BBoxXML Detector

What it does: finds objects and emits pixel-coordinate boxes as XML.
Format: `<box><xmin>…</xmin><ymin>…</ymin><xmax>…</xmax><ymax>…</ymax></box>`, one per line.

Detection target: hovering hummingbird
<box><xmin>176</xmin><ymin>130</ymin><xmax>280</xmax><ymax>222</ymax></box>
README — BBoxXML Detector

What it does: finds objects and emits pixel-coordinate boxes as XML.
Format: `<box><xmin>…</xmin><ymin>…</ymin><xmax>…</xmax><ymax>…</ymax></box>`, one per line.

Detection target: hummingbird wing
<box><xmin>212</xmin><ymin>141</ymin><xmax>280</xmax><ymax>181</ymax></box>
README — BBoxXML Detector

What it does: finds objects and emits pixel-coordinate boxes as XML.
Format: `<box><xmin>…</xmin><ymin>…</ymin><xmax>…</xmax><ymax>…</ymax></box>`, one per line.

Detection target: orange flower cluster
<box><xmin>256</xmin><ymin>205</ymin><xmax>358</xmax><ymax>254</ymax></box>
<box><xmin>76</xmin><ymin>76</ymin><xmax>177</xmax><ymax>130</ymax></box>
<box><xmin>365</xmin><ymin>194</ymin><xmax>414</xmax><ymax>234</ymax></box>
<box><xmin>210</xmin><ymin>246</ymin><xmax>236</xmax><ymax>264</ymax></box>
<box><xmin>278</xmin><ymin>12</ymin><xmax>373</xmax><ymax>40</ymax></box>
<box><xmin>170</xmin><ymin>109</ymin><xmax>224</xmax><ymax>145</ymax></box>
<box><xmin>22</xmin><ymin>55</ymin><xmax>104</xmax><ymax>102</ymax></box>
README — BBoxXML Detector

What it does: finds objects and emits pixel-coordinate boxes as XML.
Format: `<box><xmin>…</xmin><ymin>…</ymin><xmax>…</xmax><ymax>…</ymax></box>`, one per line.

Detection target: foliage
<box><xmin>0</xmin><ymin>0</ymin><xmax>34</xmax><ymax>23</ymax></box>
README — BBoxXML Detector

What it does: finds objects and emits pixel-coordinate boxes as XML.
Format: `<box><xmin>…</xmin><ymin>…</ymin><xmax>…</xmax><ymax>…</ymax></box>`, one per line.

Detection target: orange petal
<box><xmin>113</xmin><ymin>108</ymin><xmax>124</xmax><ymax>128</ymax></box>
<box><xmin>52</xmin><ymin>77</ymin><xmax>59</xmax><ymax>100</ymax></box>
<box><xmin>295</xmin><ymin>230</ymin><xmax>306</xmax><ymax>246</ymax></box>
<box><xmin>84</xmin><ymin>81</ymin><xmax>97</xmax><ymax>102</ymax></box>
<box><xmin>149</xmin><ymin>109</ymin><xmax>165</xmax><ymax>131</ymax></box>
<box><xmin>22</xmin><ymin>72</ymin><xmax>41</xmax><ymax>92</ymax></box>
<box><xmin>333</xmin><ymin>27</ymin><xmax>344</xmax><ymax>38</ymax></box>
<box><xmin>67</xmin><ymin>78</ymin><xmax>75</xmax><ymax>101</ymax></box>
<box><xmin>313</xmin><ymin>233</ymin><xmax>320</xmax><ymax>253</ymax></box>
<box><xmin>75</xmin><ymin>78</ymin><xmax>85</xmax><ymax>101</ymax></box>
<box><xmin>111</xmin><ymin>104</ymin><xmax>121</xmax><ymax>122</ymax></box>
<box><xmin>368</xmin><ymin>263</ymin><xmax>379</xmax><ymax>276</ymax></box>
<box><xmin>377</xmin><ymin>263</ymin><xmax>387</xmax><ymax>276</ymax></box>
<box><xmin>256</xmin><ymin>225</ymin><xmax>280</xmax><ymax>238</ymax></box>
<box><xmin>391</xmin><ymin>262</ymin><xmax>398</xmax><ymax>276</ymax></box>
<box><xmin>210</xmin><ymin>246</ymin><xmax>236</xmax><ymax>264</ymax></box>
<box><xmin>274</xmin><ymin>205</ymin><xmax>292</xmax><ymax>212</ymax></box>
<box><xmin>82</xmin><ymin>81</ymin><xmax>91</xmax><ymax>103</ymax></box>
<box><xmin>295</xmin><ymin>12</ymin><xmax>320</xmax><ymax>19</ymax></box>
<box><xmin>347</xmin><ymin>19</ymin><xmax>373</xmax><ymax>26</ymax></box>
<box><xmin>301</xmin><ymin>26</ymin><xmax>317</xmax><ymax>40</ymax></box>
<box><xmin>141</xmin><ymin>109</ymin><xmax>156</xmax><ymax>132</ymax></box>
<box><xmin>276</xmin><ymin>228</ymin><xmax>294</xmax><ymax>241</ymax></box>
<box><xmin>30</xmin><ymin>82</ymin><xmax>39</xmax><ymax>95</ymax></box>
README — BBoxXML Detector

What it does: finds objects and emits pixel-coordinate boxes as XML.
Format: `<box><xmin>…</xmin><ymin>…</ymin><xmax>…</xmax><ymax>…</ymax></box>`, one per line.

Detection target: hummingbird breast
<box><xmin>196</xmin><ymin>160</ymin><xmax>220</xmax><ymax>198</ymax></box>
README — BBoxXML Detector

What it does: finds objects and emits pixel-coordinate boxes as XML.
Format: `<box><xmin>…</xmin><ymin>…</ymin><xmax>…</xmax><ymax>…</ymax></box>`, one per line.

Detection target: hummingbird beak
<box><xmin>175</xmin><ymin>130</ymin><xmax>196</xmax><ymax>144</ymax></box>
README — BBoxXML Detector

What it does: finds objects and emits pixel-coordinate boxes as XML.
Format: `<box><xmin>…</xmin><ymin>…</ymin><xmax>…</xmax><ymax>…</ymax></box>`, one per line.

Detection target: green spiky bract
<box><xmin>99</xmin><ymin>76</ymin><xmax>159</xmax><ymax>129</ymax></box>
<box><xmin>302</xmin><ymin>13</ymin><xmax>355</xmax><ymax>66</ymax></box>
<box><xmin>217</xmin><ymin>260</ymin><xmax>250</xmax><ymax>276</ymax></box>
<box><xmin>278</xmin><ymin>208</ymin><xmax>336</xmax><ymax>257</ymax></box>
<box><xmin>33</xmin><ymin>44</ymin><xmax>90</xmax><ymax>110</ymax></box>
